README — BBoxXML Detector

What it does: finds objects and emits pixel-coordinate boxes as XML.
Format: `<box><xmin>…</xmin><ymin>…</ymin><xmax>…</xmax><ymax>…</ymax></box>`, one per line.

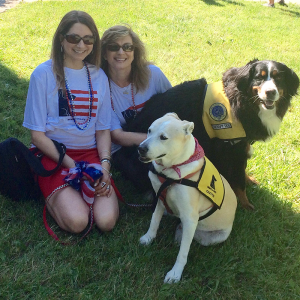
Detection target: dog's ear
<box><xmin>246</xmin><ymin>58</ymin><xmax>259</xmax><ymax>65</ymax></box>
<box><xmin>223</xmin><ymin>59</ymin><xmax>258</xmax><ymax>89</ymax></box>
<box><xmin>235</xmin><ymin>60</ymin><xmax>258</xmax><ymax>93</ymax></box>
<box><xmin>182</xmin><ymin>121</ymin><xmax>194</xmax><ymax>135</ymax></box>
<box><xmin>164</xmin><ymin>112</ymin><xmax>180</xmax><ymax>120</ymax></box>
<box><xmin>284</xmin><ymin>66</ymin><xmax>299</xmax><ymax>96</ymax></box>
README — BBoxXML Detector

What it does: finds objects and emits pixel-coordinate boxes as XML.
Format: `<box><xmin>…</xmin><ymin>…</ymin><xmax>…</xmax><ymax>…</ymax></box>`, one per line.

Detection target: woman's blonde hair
<box><xmin>100</xmin><ymin>24</ymin><xmax>151</xmax><ymax>93</ymax></box>
<box><xmin>51</xmin><ymin>10</ymin><xmax>101</xmax><ymax>89</ymax></box>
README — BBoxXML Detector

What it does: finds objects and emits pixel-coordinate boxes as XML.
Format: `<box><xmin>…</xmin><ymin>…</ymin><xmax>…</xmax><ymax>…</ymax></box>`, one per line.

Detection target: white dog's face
<box><xmin>138</xmin><ymin>113</ymin><xmax>194</xmax><ymax>164</ymax></box>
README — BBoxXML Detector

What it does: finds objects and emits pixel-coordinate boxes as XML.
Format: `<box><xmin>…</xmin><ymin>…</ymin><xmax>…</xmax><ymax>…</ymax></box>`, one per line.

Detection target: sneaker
<box><xmin>263</xmin><ymin>2</ymin><xmax>275</xmax><ymax>6</ymax></box>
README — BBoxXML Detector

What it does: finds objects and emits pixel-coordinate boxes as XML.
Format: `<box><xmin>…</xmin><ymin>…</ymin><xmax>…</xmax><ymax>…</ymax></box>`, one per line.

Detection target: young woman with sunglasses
<box><xmin>23</xmin><ymin>11</ymin><xmax>119</xmax><ymax>234</ymax></box>
<box><xmin>100</xmin><ymin>25</ymin><xmax>172</xmax><ymax>195</ymax></box>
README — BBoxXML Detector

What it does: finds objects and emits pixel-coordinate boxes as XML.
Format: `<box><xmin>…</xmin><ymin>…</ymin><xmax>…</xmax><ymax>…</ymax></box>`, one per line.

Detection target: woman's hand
<box><xmin>94</xmin><ymin>171</ymin><xmax>112</xmax><ymax>197</ymax></box>
<box><xmin>31</xmin><ymin>130</ymin><xmax>76</xmax><ymax>168</ymax></box>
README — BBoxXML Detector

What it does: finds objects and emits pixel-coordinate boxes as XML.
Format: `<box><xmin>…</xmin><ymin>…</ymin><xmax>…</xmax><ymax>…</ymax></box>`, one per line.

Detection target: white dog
<box><xmin>138</xmin><ymin>113</ymin><xmax>237</xmax><ymax>283</ymax></box>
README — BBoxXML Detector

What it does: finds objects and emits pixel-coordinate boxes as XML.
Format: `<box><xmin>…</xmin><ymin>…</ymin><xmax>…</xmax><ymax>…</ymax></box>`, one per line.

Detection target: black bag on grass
<box><xmin>0</xmin><ymin>137</ymin><xmax>66</xmax><ymax>201</ymax></box>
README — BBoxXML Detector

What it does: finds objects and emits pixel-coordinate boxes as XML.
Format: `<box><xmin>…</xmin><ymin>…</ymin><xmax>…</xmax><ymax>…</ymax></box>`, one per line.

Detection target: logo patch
<box><xmin>209</xmin><ymin>103</ymin><xmax>227</xmax><ymax>121</ymax></box>
<box><xmin>210</xmin><ymin>175</ymin><xmax>217</xmax><ymax>190</ymax></box>
<box><xmin>212</xmin><ymin>123</ymin><xmax>232</xmax><ymax>130</ymax></box>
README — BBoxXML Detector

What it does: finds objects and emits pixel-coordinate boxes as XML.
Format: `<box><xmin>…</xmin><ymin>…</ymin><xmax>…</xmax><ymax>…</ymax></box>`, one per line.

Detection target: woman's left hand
<box><xmin>94</xmin><ymin>171</ymin><xmax>112</xmax><ymax>197</ymax></box>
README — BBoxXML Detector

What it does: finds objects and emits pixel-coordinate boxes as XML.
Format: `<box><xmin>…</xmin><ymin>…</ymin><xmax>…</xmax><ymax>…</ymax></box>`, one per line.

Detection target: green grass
<box><xmin>1</xmin><ymin>0</ymin><xmax>300</xmax><ymax>299</ymax></box>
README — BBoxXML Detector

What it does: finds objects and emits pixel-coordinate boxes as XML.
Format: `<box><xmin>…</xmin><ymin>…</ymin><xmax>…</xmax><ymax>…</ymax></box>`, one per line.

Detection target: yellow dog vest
<box><xmin>202</xmin><ymin>82</ymin><xmax>246</xmax><ymax>140</ymax></box>
<box><xmin>198</xmin><ymin>157</ymin><xmax>224</xmax><ymax>209</ymax></box>
<box><xmin>154</xmin><ymin>156</ymin><xmax>225</xmax><ymax>215</ymax></box>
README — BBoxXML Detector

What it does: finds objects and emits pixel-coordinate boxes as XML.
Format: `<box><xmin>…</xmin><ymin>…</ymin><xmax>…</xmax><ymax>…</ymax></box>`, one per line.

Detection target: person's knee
<box><xmin>64</xmin><ymin>213</ymin><xmax>89</xmax><ymax>233</ymax></box>
<box><xmin>96</xmin><ymin>213</ymin><xmax>118</xmax><ymax>232</ymax></box>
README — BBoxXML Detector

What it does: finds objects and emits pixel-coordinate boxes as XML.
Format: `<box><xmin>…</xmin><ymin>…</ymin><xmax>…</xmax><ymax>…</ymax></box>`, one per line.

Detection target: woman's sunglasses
<box><xmin>64</xmin><ymin>34</ymin><xmax>95</xmax><ymax>45</ymax></box>
<box><xmin>106</xmin><ymin>43</ymin><xmax>134</xmax><ymax>52</ymax></box>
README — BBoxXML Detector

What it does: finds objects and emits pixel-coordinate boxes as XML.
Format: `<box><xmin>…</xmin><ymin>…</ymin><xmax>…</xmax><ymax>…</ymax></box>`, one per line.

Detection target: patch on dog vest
<box><xmin>202</xmin><ymin>81</ymin><xmax>246</xmax><ymax>140</ymax></box>
<box><xmin>197</xmin><ymin>157</ymin><xmax>224</xmax><ymax>208</ymax></box>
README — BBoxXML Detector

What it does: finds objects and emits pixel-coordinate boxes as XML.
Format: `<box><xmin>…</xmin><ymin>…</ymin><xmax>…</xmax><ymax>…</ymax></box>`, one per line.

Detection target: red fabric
<box><xmin>155</xmin><ymin>138</ymin><xmax>205</xmax><ymax>178</ymax></box>
<box><xmin>38</xmin><ymin>148</ymin><xmax>101</xmax><ymax>200</ymax></box>
<box><xmin>110</xmin><ymin>178</ymin><xmax>124</xmax><ymax>202</ymax></box>
<box><xmin>38</xmin><ymin>148</ymin><xmax>127</xmax><ymax>244</ymax></box>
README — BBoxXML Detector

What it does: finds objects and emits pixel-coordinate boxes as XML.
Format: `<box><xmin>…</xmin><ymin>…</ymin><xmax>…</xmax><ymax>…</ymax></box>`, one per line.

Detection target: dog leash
<box><xmin>111</xmin><ymin>179</ymin><xmax>153</xmax><ymax>209</ymax></box>
<box><xmin>43</xmin><ymin>177</ymin><xmax>152</xmax><ymax>245</ymax></box>
<box><xmin>43</xmin><ymin>204</ymin><xmax>94</xmax><ymax>246</ymax></box>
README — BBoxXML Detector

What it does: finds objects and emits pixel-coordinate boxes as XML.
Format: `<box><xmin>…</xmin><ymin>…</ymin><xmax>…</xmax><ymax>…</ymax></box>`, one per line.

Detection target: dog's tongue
<box><xmin>265</xmin><ymin>100</ymin><xmax>275</xmax><ymax>109</ymax></box>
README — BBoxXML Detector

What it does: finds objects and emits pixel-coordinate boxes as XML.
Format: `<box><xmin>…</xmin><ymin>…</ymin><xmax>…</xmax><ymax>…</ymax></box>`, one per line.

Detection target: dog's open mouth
<box><xmin>139</xmin><ymin>153</ymin><xmax>166</xmax><ymax>163</ymax></box>
<box><xmin>261</xmin><ymin>99</ymin><xmax>275</xmax><ymax>109</ymax></box>
<box><xmin>139</xmin><ymin>156</ymin><xmax>151</xmax><ymax>163</ymax></box>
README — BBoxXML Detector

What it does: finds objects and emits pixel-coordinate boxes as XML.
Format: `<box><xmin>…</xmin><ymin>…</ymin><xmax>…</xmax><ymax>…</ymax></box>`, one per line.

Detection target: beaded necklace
<box><xmin>65</xmin><ymin>61</ymin><xmax>94</xmax><ymax>130</ymax></box>
<box><xmin>109</xmin><ymin>80</ymin><xmax>137</xmax><ymax>118</ymax></box>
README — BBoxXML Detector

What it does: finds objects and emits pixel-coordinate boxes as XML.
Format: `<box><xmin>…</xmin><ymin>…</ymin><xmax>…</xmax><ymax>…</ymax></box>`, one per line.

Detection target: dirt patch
<box><xmin>0</xmin><ymin>0</ymin><xmax>20</xmax><ymax>13</ymax></box>
<box><xmin>0</xmin><ymin>0</ymin><xmax>38</xmax><ymax>13</ymax></box>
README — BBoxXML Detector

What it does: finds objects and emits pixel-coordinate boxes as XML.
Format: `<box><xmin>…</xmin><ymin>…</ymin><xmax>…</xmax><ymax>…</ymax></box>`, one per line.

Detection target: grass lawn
<box><xmin>0</xmin><ymin>0</ymin><xmax>300</xmax><ymax>299</ymax></box>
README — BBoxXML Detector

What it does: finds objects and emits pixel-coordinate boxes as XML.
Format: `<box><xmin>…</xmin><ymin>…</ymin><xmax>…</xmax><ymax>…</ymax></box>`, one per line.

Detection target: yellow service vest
<box><xmin>202</xmin><ymin>82</ymin><xmax>246</xmax><ymax>140</ymax></box>
<box><xmin>197</xmin><ymin>157</ymin><xmax>224</xmax><ymax>208</ymax></box>
<box><xmin>155</xmin><ymin>156</ymin><xmax>225</xmax><ymax>211</ymax></box>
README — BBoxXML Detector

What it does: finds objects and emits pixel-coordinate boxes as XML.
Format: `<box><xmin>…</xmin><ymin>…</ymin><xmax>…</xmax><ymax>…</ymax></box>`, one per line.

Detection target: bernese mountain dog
<box><xmin>124</xmin><ymin>59</ymin><xmax>299</xmax><ymax>209</ymax></box>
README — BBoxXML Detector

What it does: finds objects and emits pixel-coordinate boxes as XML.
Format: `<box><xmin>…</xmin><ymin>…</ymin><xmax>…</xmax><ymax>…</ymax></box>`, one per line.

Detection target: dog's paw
<box><xmin>164</xmin><ymin>269</ymin><xmax>182</xmax><ymax>284</ymax></box>
<box><xmin>234</xmin><ymin>188</ymin><xmax>255</xmax><ymax>210</ymax></box>
<box><xmin>140</xmin><ymin>234</ymin><xmax>154</xmax><ymax>245</ymax></box>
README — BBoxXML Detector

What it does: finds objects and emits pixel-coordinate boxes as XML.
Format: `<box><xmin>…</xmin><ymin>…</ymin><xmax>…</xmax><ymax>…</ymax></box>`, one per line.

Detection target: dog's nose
<box><xmin>138</xmin><ymin>145</ymin><xmax>148</xmax><ymax>156</ymax></box>
<box><xmin>265</xmin><ymin>89</ymin><xmax>277</xmax><ymax>98</ymax></box>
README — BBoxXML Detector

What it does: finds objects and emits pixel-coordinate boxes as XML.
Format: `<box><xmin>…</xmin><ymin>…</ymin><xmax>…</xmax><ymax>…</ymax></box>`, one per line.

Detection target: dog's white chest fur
<box><xmin>258</xmin><ymin>105</ymin><xmax>282</xmax><ymax>137</ymax></box>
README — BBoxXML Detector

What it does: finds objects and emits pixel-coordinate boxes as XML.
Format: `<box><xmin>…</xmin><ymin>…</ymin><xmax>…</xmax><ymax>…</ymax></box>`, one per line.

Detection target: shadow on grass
<box><xmin>0</xmin><ymin>62</ymin><xmax>29</xmax><ymax>142</ymax></box>
<box><xmin>279</xmin><ymin>7</ymin><xmax>300</xmax><ymax>17</ymax></box>
<box><xmin>200</xmin><ymin>0</ymin><xmax>245</xmax><ymax>6</ymax></box>
<box><xmin>1</xmin><ymin>153</ymin><xmax>300</xmax><ymax>298</ymax></box>
<box><xmin>181</xmin><ymin>182</ymin><xmax>300</xmax><ymax>296</ymax></box>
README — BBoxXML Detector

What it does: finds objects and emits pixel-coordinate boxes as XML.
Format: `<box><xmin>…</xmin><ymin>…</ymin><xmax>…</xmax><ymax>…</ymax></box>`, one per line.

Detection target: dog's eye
<box><xmin>160</xmin><ymin>135</ymin><xmax>168</xmax><ymax>140</ymax></box>
<box><xmin>148</xmin><ymin>129</ymin><xmax>151</xmax><ymax>134</ymax></box>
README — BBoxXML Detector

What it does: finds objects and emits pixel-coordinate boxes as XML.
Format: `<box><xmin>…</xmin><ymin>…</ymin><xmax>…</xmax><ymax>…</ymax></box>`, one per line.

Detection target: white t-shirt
<box><xmin>110</xmin><ymin>64</ymin><xmax>172</xmax><ymax>153</ymax></box>
<box><xmin>23</xmin><ymin>60</ymin><xmax>111</xmax><ymax>149</ymax></box>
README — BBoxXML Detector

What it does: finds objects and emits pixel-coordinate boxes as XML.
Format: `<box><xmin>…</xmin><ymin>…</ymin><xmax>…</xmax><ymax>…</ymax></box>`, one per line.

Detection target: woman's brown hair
<box><xmin>51</xmin><ymin>10</ymin><xmax>101</xmax><ymax>89</ymax></box>
<box><xmin>100</xmin><ymin>24</ymin><xmax>151</xmax><ymax>93</ymax></box>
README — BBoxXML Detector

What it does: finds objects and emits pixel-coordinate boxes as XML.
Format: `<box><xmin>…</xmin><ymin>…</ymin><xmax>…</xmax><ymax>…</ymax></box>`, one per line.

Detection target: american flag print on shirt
<box><xmin>58</xmin><ymin>89</ymin><xmax>98</xmax><ymax>122</ymax></box>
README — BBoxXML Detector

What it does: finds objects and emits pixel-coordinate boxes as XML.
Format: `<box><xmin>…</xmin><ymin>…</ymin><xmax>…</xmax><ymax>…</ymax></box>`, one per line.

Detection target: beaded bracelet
<box><xmin>101</xmin><ymin>155</ymin><xmax>111</xmax><ymax>160</ymax></box>
<box><xmin>101</xmin><ymin>158</ymin><xmax>111</xmax><ymax>166</ymax></box>
<box><xmin>102</xmin><ymin>166</ymin><xmax>112</xmax><ymax>178</ymax></box>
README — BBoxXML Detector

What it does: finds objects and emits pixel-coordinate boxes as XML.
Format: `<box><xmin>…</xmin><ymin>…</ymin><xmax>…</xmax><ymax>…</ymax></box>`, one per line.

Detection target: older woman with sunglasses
<box><xmin>100</xmin><ymin>25</ymin><xmax>172</xmax><ymax>195</ymax></box>
<box><xmin>23</xmin><ymin>11</ymin><xmax>119</xmax><ymax>234</ymax></box>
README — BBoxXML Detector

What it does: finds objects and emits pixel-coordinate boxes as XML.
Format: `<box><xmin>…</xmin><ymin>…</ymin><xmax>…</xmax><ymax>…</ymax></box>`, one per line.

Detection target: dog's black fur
<box><xmin>124</xmin><ymin>59</ymin><xmax>299</xmax><ymax>209</ymax></box>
